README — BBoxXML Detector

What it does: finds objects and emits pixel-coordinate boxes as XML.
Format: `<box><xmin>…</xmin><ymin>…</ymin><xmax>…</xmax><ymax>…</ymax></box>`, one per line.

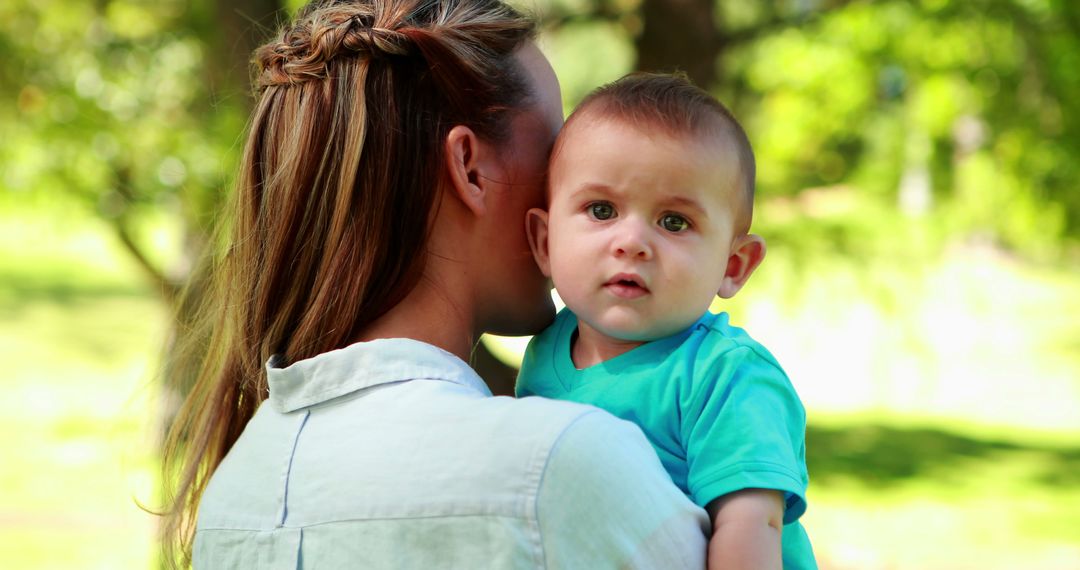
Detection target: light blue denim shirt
<box><xmin>194</xmin><ymin>338</ymin><xmax>708</xmax><ymax>569</ymax></box>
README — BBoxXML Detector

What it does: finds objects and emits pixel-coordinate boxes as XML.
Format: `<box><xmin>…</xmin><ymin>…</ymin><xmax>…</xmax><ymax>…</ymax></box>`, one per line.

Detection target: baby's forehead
<box><xmin>551</xmin><ymin>112</ymin><xmax>743</xmax><ymax>181</ymax></box>
<box><xmin>556</xmin><ymin>108</ymin><xmax>735</xmax><ymax>153</ymax></box>
<box><xmin>547</xmin><ymin>111</ymin><xmax>752</xmax><ymax>222</ymax></box>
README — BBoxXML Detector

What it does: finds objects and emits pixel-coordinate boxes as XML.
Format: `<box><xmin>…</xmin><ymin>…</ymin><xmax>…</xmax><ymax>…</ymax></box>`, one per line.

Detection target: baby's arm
<box><xmin>706</xmin><ymin>488</ymin><xmax>784</xmax><ymax>570</ymax></box>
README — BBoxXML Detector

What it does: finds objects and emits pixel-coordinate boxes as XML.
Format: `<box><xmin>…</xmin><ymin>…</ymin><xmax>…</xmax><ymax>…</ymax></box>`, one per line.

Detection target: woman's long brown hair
<box><xmin>159</xmin><ymin>0</ymin><xmax>536</xmax><ymax>564</ymax></box>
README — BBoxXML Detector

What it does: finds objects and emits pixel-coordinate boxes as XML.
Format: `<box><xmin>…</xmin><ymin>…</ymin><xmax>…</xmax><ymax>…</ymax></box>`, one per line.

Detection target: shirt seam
<box><xmin>690</xmin><ymin>461</ymin><xmax>808</xmax><ymax>515</ymax></box>
<box><xmin>532</xmin><ymin>408</ymin><xmax>600</xmax><ymax>570</ymax></box>
<box><xmin>693</xmin><ymin>327</ymin><xmax>790</xmax><ymax>381</ymax></box>
<box><xmin>278</xmin><ymin>410</ymin><xmax>310</xmax><ymax>526</ymax></box>
<box><xmin>276</xmin><ymin>375</ymin><xmax>475</xmax><ymax>412</ymax></box>
<box><xmin>691</xmin><ymin>460</ymin><xmax>805</xmax><ymax>495</ymax></box>
<box><xmin>197</xmin><ymin>511</ymin><xmax>542</xmax><ymax>532</ymax></box>
<box><xmin>268</xmin><ymin>339</ymin><xmax>493</xmax><ymax>410</ymax></box>
<box><xmin>695</xmin><ymin>457</ymin><xmax>804</xmax><ymax>478</ymax></box>
<box><xmin>680</xmin><ymin>342</ymin><xmax>803</xmax><ymax>472</ymax></box>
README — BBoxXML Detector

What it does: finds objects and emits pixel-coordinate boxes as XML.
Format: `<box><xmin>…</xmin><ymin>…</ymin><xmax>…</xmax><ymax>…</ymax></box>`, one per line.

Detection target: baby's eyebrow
<box><xmin>564</xmin><ymin>184</ymin><xmax>710</xmax><ymax>218</ymax></box>
<box><xmin>656</xmin><ymin>195</ymin><xmax>707</xmax><ymax>216</ymax></box>
<box><xmin>567</xmin><ymin>182</ymin><xmax>619</xmax><ymax>200</ymax></box>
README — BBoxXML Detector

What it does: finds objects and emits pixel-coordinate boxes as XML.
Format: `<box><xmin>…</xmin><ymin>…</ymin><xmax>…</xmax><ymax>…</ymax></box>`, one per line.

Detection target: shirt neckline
<box><xmin>552</xmin><ymin>310</ymin><xmax>701</xmax><ymax>392</ymax></box>
<box><xmin>267</xmin><ymin>338</ymin><xmax>491</xmax><ymax>413</ymax></box>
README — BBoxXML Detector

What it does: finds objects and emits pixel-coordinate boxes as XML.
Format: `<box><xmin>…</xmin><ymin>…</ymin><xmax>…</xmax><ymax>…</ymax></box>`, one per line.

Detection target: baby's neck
<box><xmin>571</xmin><ymin>322</ymin><xmax>646</xmax><ymax>369</ymax></box>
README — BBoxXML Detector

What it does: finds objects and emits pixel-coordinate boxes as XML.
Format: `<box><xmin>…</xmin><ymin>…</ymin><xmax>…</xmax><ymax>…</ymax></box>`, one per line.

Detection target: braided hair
<box><xmin>159</xmin><ymin>1</ymin><xmax>536</xmax><ymax>565</ymax></box>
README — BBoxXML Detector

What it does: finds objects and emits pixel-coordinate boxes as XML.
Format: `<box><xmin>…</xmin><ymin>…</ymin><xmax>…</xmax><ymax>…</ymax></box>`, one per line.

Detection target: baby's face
<box><xmin>541</xmin><ymin>117</ymin><xmax>744</xmax><ymax>342</ymax></box>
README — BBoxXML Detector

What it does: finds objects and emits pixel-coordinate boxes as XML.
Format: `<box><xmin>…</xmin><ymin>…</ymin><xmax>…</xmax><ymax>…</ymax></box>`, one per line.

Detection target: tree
<box><xmin>1</xmin><ymin>0</ymin><xmax>286</xmax><ymax>436</ymax></box>
<box><xmin>4</xmin><ymin>0</ymin><xmax>1076</xmax><ymax>397</ymax></box>
<box><xmin>540</xmin><ymin>0</ymin><xmax>1078</xmax><ymax>257</ymax></box>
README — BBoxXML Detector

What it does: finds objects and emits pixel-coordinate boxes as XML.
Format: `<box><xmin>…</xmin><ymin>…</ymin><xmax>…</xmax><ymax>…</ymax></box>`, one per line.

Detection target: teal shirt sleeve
<box><xmin>681</xmin><ymin>343</ymin><xmax>809</xmax><ymax>524</ymax></box>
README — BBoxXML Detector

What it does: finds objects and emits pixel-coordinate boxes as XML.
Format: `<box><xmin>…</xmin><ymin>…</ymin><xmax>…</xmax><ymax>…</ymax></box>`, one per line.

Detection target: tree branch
<box><xmin>108</xmin><ymin>164</ymin><xmax>181</xmax><ymax>305</ymax></box>
<box><xmin>113</xmin><ymin>219</ymin><xmax>181</xmax><ymax>304</ymax></box>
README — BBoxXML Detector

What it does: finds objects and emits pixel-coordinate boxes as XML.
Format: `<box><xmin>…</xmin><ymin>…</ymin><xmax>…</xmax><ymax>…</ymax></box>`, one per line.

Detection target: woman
<box><xmin>161</xmin><ymin>0</ymin><xmax>708</xmax><ymax>567</ymax></box>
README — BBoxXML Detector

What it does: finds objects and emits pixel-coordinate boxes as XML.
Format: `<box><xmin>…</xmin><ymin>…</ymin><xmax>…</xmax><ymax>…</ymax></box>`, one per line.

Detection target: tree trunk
<box><xmin>635</xmin><ymin>0</ymin><xmax>720</xmax><ymax>88</ymax></box>
<box><xmin>157</xmin><ymin>0</ymin><xmax>285</xmax><ymax>439</ymax></box>
<box><xmin>210</xmin><ymin>0</ymin><xmax>284</xmax><ymax>105</ymax></box>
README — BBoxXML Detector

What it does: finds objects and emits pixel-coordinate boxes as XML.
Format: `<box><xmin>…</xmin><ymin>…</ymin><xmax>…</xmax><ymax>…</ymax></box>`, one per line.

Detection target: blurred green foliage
<box><xmin>544</xmin><ymin>0</ymin><xmax>1080</xmax><ymax>263</ymax></box>
<box><xmin>3</xmin><ymin>0</ymin><xmax>1077</xmax><ymax>283</ymax></box>
<box><xmin>1</xmin><ymin>0</ymin><xmax>261</xmax><ymax>300</ymax></box>
<box><xmin>3</xmin><ymin>0</ymin><xmax>1079</xmax><ymax>568</ymax></box>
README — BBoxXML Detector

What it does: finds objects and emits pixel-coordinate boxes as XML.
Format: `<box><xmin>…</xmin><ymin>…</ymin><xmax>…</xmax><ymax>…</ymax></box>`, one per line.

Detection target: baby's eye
<box><xmin>659</xmin><ymin>214</ymin><xmax>690</xmax><ymax>233</ymax></box>
<box><xmin>588</xmin><ymin>201</ymin><xmax>616</xmax><ymax>221</ymax></box>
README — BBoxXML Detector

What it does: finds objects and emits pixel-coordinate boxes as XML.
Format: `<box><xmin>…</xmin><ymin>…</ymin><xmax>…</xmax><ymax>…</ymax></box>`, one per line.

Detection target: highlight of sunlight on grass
<box><xmin>735</xmin><ymin>242</ymin><xmax>1080</xmax><ymax>435</ymax></box>
<box><xmin>483</xmin><ymin>234</ymin><xmax>1080</xmax><ymax>569</ymax></box>
<box><xmin>7</xmin><ymin>196</ymin><xmax>1080</xmax><ymax>569</ymax></box>
<box><xmin>490</xmin><ymin>247</ymin><xmax>1080</xmax><ymax>436</ymax></box>
<box><xmin>0</xmin><ymin>204</ymin><xmax>164</xmax><ymax>569</ymax></box>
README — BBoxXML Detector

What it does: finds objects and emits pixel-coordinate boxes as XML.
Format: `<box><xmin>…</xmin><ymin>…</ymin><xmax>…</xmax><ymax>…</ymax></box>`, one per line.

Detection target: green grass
<box><xmin>0</xmin><ymin>301</ymin><xmax>163</xmax><ymax>569</ymax></box>
<box><xmin>0</xmin><ymin>203</ymin><xmax>164</xmax><ymax>568</ymax></box>
<box><xmin>803</xmin><ymin>421</ymin><xmax>1080</xmax><ymax>569</ymax></box>
<box><xmin>4</xmin><ymin>199</ymin><xmax>1080</xmax><ymax>568</ymax></box>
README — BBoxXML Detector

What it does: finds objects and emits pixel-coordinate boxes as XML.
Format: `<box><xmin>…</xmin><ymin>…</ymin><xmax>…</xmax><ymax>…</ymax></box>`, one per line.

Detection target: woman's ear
<box><xmin>718</xmin><ymin>234</ymin><xmax>766</xmax><ymax>299</ymax></box>
<box><xmin>443</xmin><ymin>125</ymin><xmax>488</xmax><ymax>217</ymax></box>
<box><xmin>525</xmin><ymin>207</ymin><xmax>553</xmax><ymax>277</ymax></box>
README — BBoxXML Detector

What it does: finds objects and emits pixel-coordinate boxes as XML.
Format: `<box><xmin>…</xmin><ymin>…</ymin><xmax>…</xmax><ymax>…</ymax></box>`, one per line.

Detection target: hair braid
<box><xmin>255</xmin><ymin>8</ymin><xmax>420</xmax><ymax>87</ymax></box>
<box><xmin>160</xmin><ymin>0</ymin><xmax>537</xmax><ymax>566</ymax></box>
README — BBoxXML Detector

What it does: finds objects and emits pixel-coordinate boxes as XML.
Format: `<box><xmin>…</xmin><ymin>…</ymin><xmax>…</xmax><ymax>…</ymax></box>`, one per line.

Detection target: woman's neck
<box><xmin>354</xmin><ymin>275</ymin><xmax>476</xmax><ymax>362</ymax></box>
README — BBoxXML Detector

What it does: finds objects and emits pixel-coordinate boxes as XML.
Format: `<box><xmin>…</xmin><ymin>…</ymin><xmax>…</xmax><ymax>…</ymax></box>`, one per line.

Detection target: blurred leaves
<box><xmin>1</xmin><ymin>0</ymin><xmax>271</xmax><ymax>300</ymax></box>
<box><xmin>3</xmin><ymin>6</ymin><xmax>1077</xmax><ymax>566</ymax></box>
<box><xmin>729</xmin><ymin>0</ymin><xmax>1078</xmax><ymax>259</ymax></box>
<box><xmin>542</xmin><ymin>0</ymin><xmax>1079</xmax><ymax>262</ymax></box>
<box><xmin>2</xmin><ymin>0</ymin><xmax>1078</xmax><ymax>295</ymax></box>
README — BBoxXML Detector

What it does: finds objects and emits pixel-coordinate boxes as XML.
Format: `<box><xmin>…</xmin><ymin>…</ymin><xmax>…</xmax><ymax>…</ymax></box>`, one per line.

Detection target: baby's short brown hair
<box><xmin>559</xmin><ymin>72</ymin><xmax>756</xmax><ymax>232</ymax></box>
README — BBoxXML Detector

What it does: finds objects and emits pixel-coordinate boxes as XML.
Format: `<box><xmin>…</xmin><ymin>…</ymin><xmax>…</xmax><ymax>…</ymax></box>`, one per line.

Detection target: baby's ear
<box><xmin>718</xmin><ymin>234</ymin><xmax>766</xmax><ymax>299</ymax></box>
<box><xmin>525</xmin><ymin>208</ymin><xmax>553</xmax><ymax>277</ymax></box>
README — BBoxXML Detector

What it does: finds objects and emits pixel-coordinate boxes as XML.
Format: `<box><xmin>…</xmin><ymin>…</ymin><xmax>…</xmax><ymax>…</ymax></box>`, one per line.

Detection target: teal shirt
<box><xmin>517</xmin><ymin>309</ymin><xmax>817</xmax><ymax>569</ymax></box>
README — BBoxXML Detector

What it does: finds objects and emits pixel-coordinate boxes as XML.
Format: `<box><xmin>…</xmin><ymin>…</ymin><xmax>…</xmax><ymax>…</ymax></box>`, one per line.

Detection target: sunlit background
<box><xmin>2</xmin><ymin>0</ymin><xmax>1078</xmax><ymax>568</ymax></box>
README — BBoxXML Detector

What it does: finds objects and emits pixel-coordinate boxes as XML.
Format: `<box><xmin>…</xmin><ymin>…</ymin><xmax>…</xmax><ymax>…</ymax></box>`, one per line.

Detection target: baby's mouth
<box><xmin>604</xmin><ymin>273</ymin><xmax>649</xmax><ymax>298</ymax></box>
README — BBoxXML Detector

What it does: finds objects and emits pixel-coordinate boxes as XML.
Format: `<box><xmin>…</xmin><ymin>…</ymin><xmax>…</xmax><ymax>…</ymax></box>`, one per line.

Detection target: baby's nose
<box><xmin>612</xmin><ymin>221</ymin><xmax>653</xmax><ymax>259</ymax></box>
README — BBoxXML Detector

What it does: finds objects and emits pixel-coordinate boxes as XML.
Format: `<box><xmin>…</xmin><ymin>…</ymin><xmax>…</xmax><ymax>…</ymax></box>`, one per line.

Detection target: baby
<box><xmin>517</xmin><ymin>73</ymin><xmax>816</xmax><ymax>569</ymax></box>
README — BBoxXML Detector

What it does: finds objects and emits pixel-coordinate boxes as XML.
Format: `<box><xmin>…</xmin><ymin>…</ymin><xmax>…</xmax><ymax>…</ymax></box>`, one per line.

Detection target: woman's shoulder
<box><xmin>533</xmin><ymin>406</ymin><xmax>710</xmax><ymax>567</ymax></box>
<box><xmin>476</xmin><ymin>394</ymin><xmax>616</xmax><ymax>448</ymax></box>
<box><xmin>451</xmin><ymin>395</ymin><xmax>673</xmax><ymax>493</ymax></box>
<box><xmin>493</xmin><ymin>398</ymin><xmax>680</xmax><ymax>491</ymax></box>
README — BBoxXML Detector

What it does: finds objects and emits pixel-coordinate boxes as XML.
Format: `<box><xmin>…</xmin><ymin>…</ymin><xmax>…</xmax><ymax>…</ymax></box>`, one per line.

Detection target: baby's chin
<box><xmin>590</xmin><ymin>318</ymin><xmax>700</xmax><ymax>344</ymax></box>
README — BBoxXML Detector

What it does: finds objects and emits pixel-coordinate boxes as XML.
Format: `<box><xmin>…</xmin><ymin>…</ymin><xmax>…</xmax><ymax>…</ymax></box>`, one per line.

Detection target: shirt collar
<box><xmin>266</xmin><ymin>338</ymin><xmax>492</xmax><ymax>413</ymax></box>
